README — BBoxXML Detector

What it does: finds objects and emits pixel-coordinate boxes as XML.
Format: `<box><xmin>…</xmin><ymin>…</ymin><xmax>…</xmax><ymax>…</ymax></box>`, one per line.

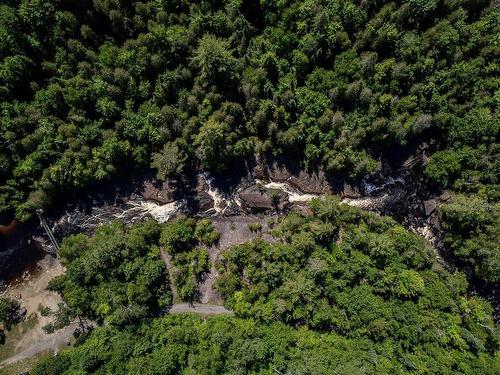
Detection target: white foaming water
<box><xmin>138</xmin><ymin>201</ymin><xmax>181</xmax><ymax>222</ymax></box>
<box><xmin>341</xmin><ymin>194</ymin><xmax>390</xmax><ymax>209</ymax></box>
<box><xmin>410</xmin><ymin>223</ymin><xmax>447</xmax><ymax>266</ymax></box>
<box><xmin>114</xmin><ymin>200</ymin><xmax>181</xmax><ymax>223</ymax></box>
<box><xmin>412</xmin><ymin>223</ymin><xmax>437</xmax><ymax>246</ymax></box>
<box><xmin>202</xmin><ymin>173</ymin><xmax>229</xmax><ymax>214</ymax></box>
<box><xmin>362</xmin><ymin>177</ymin><xmax>404</xmax><ymax>195</ymax></box>
<box><xmin>257</xmin><ymin>180</ymin><xmax>318</xmax><ymax>202</ymax></box>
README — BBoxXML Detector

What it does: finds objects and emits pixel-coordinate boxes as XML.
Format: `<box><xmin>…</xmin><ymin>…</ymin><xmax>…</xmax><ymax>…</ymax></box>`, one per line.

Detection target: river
<box><xmin>1</xmin><ymin>162</ymin><xmax>499</xmax><ymax>323</ymax></box>
<box><xmin>0</xmin><ymin>220</ymin><xmax>47</xmax><ymax>288</ymax></box>
<box><xmin>0</xmin><ymin>168</ymin><xmax>438</xmax><ymax>287</ymax></box>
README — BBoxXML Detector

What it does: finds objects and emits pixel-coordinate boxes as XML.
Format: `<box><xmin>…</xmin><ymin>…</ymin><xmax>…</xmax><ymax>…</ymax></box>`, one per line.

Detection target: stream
<box><xmin>0</xmin><ymin>167</ymin><xmax>441</xmax><ymax>281</ymax></box>
<box><xmin>2</xmin><ymin>161</ymin><xmax>499</xmax><ymax>321</ymax></box>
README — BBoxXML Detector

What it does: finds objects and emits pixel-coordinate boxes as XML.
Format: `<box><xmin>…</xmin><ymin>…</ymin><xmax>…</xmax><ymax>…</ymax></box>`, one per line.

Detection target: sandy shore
<box><xmin>0</xmin><ymin>255</ymin><xmax>77</xmax><ymax>368</ymax></box>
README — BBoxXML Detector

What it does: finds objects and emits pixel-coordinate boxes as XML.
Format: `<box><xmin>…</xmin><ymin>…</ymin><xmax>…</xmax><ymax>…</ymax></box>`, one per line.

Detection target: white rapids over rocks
<box><xmin>201</xmin><ymin>173</ymin><xmax>236</xmax><ymax>214</ymax></box>
<box><xmin>257</xmin><ymin>180</ymin><xmax>318</xmax><ymax>202</ymax></box>
<box><xmin>67</xmin><ymin>174</ymin><xmax>405</xmax><ymax>225</ymax></box>
<box><xmin>362</xmin><ymin>177</ymin><xmax>404</xmax><ymax>195</ymax></box>
<box><xmin>340</xmin><ymin>194</ymin><xmax>391</xmax><ymax>210</ymax></box>
<box><xmin>54</xmin><ymin>197</ymin><xmax>183</xmax><ymax>233</ymax></box>
<box><xmin>257</xmin><ymin>179</ymin><xmax>391</xmax><ymax>212</ymax></box>
<box><xmin>51</xmin><ymin>171</ymin><xmax>440</xmax><ymax>253</ymax></box>
<box><xmin>117</xmin><ymin>200</ymin><xmax>182</xmax><ymax>223</ymax></box>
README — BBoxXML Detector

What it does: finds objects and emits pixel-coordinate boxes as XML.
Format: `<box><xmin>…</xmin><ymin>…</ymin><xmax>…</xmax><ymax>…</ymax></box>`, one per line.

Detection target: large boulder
<box><xmin>195</xmin><ymin>174</ymin><xmax>209</xmax><ymax>193</ymax></box>
<box><xmin>288</xmin><ymin>170</ymin><xmax>332</xmax><ymax>194</ymax></box>
<box><xmin>439</xmin><ymin>190</ymin><xmax>450</xmax><ymax>201</ymax></box>
<box><xmin>196</xmin><ymin>192</ymin><xmax>215</xmax><ymax>213</ymax></box>
<box><xmin>238</xmin><ymin>186</ymin><xmax>288</xmax><ymax>213</ymax></box>
<box><xmin>253</xmin><ymin>160</ymin><xmax>292</xmax><ymax>182</ymax></box>
<box><xmin>423</xmin><ymin>199</ymin><xmax>437</xmax><ymax>216</ymax></box>
<box><xmin>342</xmin><ymin>182</ymin><xmax>361</xmax><ymax>198</ymax></box>
<box><xmin>140</xmin><ymin>180</ymin><xmax>176</xmax><ymax>204</ymax></box>
<box><xmin>253</xmin><ymin>160</ymin><xmax>332</xmax><ymax>194</ymax></box>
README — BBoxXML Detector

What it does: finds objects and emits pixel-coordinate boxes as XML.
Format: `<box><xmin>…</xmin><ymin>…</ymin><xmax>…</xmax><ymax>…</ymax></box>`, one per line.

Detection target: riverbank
<box><xmin>0</xmin><ymin>254</ymin><xmax>77</xmax><ymax>369</ymax></box>
<box><xmin>0</xmin><ymin>155</ymin><xmax>436</xmax><ymax>284</ymax></box>
<box><xmin>0</xmin><ymin>156</ymin><xmax>497</xmax><ymax>369</ymax></box>
<box><xmin>0</xmin><ymin>157</ymin><xmax>445</xmax><ymax>311</ymax></box>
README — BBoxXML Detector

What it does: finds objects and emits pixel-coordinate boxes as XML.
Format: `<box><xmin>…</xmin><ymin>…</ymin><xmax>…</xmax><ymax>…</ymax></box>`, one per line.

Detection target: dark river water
<box><xmin>0</xmin><ymin>220</ymin><xmax>46</xmax><ymax>287</ymax></box>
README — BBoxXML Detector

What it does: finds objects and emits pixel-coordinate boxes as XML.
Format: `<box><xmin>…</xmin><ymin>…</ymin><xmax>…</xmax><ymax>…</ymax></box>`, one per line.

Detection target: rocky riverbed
<box><xmin>1</xmin><ymin>155</ymin><xmax>448</xmax><ymax>286</ymax></box>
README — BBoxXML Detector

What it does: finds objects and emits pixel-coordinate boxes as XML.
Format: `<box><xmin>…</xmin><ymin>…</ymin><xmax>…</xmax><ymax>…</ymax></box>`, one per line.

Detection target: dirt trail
<box><xmin>169</xmin><ymin>303</ymin><xmax>233</xmax><ymax>315</ymax></box>
<box><xmin>0</xmin><ymin>323</ymin><xmax>77</xmax><ymax>367</ymax></box>
<box><xmin>160</xmin><ymin>249</ymin><xmax>178</xmax><ymax>301</ymax></box>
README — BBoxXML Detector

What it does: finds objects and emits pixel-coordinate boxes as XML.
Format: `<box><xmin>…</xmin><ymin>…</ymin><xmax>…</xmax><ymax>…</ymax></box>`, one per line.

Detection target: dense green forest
<box><xmin>1</xmin><ymin>0</ymin><xmax>499</xmax><ymax>372</ymax></box>
<box><xmin>32</xmin><ymin>199</ymin><xmax>498</xmax><ymax>374</ymax></box>
<box><xmin>440</xmin><ymin>194</ymin><xmax>499</xmax><ymax>284</ymax></box>
<box><xmin>49</xmin><ymin>220</ymin><xmax>172</xmax><ymax>326</ymax></box>
<box><xmin>1</xmin><ymin>0</ymin><xmax>498</xmax><ymax>285</ymax></box>
<box><xmin>50</xmin><ymin>217</ymin><xmax>221</xmax><ymax>319</ymax></box>
<box><xmin>0</xmin><ymin>0</ymin><xmax>498</xmax><ymax>218</ymax></box>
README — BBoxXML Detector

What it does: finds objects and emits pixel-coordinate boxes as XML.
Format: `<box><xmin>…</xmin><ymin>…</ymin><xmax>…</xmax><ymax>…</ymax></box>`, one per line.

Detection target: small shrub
<box><xmin>248</xmin><ymin>222</ymin><xmax>262</xmax><ymax>232</ymax></box>
<box><xmin>38</xmin><ymin>304</ymin><xmax>53</xmax><ymax>317</ymax></box>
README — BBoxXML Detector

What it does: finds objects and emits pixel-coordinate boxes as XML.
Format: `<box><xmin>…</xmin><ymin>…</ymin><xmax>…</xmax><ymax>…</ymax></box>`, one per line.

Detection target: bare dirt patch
<box><xmin>0</xmin><ymin>255</ymin><xmax>77</xmax><ymax>368</ymax></box>
<box><xmin>198</xmin><ymin>214</ymin><xmax>279</xmax><ymax>305</ymax></box>
<box><xmin>169</xmin><ymin>303</ymin><xmax>233</xmax><ymax>316</ymax></box>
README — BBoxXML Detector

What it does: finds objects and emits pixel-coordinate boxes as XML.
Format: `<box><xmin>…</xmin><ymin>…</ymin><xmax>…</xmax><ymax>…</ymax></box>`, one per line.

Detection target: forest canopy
<box><xmin>49</xmin><ymin>220</ymin><xmax>172</xmax><ymax>326</ymax></box>
<box><xmin>32</xmin><ymin>198</ymin><xmax>499</xmax><ymax>374</ymax></box>
<box><xmin>0</xmin><ymin>0</ymin><xmax>498</xmax><ymax>221</ymax></box>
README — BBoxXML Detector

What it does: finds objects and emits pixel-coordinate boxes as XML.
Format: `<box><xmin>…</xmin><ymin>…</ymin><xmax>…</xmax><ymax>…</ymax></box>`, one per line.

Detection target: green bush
<box><xmin>194</xmin><ymin>219</ymin><xmax>220</xmax><ymax>246</ymax></box>
<box><xmin>247</xmin><ymin>222</ymin><xmax>262</xmax><ymax>232</ymax></box>
<box><xmin>441</xmin><ymin>194</ymin><xmax>499</xmax><ymax>283</ymax></box>
<box><xmin>50</xmin><ymin>220</ymin><xmax>171</xmax><ymax>326</ymax></box>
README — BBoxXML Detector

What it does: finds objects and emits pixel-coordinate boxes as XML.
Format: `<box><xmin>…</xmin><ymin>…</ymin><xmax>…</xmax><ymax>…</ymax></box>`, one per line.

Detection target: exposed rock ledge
<box><xmin>253</xmin><ymin>160</ymin><xmax>333</xmax><ymax>195</ymax></box>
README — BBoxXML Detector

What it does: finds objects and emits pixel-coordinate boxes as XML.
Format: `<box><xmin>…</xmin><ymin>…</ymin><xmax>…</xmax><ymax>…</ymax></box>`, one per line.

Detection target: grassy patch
<box><xmin>0</xmin><ymin>313</ymin><xmax>38</xmax><ymax>362</ymax></box>
<box><xmin>247</xmin><ymin>222</ymin><xmax>262</xmax><ymax>232</ymax></box>
<box><xmin>0</xmin><ymin>351</ymin><xmax>48</xmax><ymax>375</ymax></box>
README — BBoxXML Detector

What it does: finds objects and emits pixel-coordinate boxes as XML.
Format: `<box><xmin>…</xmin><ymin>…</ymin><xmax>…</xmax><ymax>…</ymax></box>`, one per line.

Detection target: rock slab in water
<box><xmin>342</xmin><ymin>182</ymin><xmax>361</xmax><ymax>198</ymax></box>
<box><xmin>253</xmin><ymin>160</ymin><xmax>332</xmax><ymax>194</ymax></box>
<box><xmin>196</xmin><ymin>192</ymin><xmax>214</xmax><ymax>213</ymax></box>
<box><xmin>423</xmin><ymin>199</ymin><xmax>437</xmax><ymax>216</ymax></box>
<box><xmin>239</xmin><ymin>186</ymin><xmax>288</xmax><ymax>213</ymax></box>
<box><xmin>141</xmin><ymin>180</ymin><xmax>176</xmax><ymax>204</ymax></box>
<box><xmin>253</xmin><ymin>161</ymin><xmax>292</xmax><ymax>182</ymax></box>
<box><xmin>288</xmin><ymin>170</ymin><xmax>332</xmax><ymax>194</ymax></box>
